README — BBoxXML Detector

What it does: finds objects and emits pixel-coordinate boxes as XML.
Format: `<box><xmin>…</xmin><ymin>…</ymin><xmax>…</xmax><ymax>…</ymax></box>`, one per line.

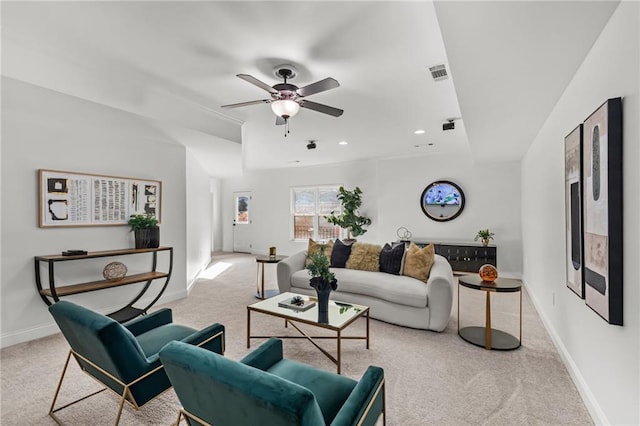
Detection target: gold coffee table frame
<box><xmin>247</xmin><ymin>292</ymin><xmax>370</xmax><ymax>374</ymax></box>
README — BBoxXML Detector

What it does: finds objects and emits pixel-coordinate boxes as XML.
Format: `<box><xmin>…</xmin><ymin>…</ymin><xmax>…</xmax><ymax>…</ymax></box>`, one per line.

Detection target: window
<box><xmin>292</xmin><ymin>186</ymin><xmax>342</xmax><ymax>241</ymax></box>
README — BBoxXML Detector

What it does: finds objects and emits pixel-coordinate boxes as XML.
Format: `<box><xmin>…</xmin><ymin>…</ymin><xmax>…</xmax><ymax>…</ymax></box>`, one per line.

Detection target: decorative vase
<box><xmin>309</xmin><ymin>277</ymin><xmax>338</xmax><ymax>324</ymax></box>
<box><xmin>134</xmin><ymin>229</ymin><xmax>150</xmax><ymax>249</ymax></box>
<box><xmin>134</xmin><ymin>226</ymin><xmax>160</xmax><ymax>249</ymax></box>
<box><xmin>149</xmin><ymin>226</ymin><xmax>160</xmax><ymax>248</ymax></box>
<box><xmin>481</xmin><ymin>238</ymin><xmax>490</xmax><ymax>247</ymax></box>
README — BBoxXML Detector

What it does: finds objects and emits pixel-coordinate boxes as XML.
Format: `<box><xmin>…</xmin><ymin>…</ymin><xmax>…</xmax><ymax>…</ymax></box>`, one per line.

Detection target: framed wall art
<box><xmin>582</xmin><ymin>97</ymin><xmax>623</xmax><ymax>325</ymax></box>
<box><xmin>564</xmin><ymin>124</ymin><xmax>584</xmax><ymax>298</ymax></box>
<box><xmin>39</xmin><ymin>169</ymin><xmax>162</xmax><ymax>228</ymax></box>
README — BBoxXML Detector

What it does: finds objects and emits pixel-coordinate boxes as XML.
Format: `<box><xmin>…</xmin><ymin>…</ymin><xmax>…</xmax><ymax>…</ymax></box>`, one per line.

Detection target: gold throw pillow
<box><xmin>402</xmin><ymin>242</ymin><xmax>435</xmax><ymax>282</ymax></box>
<box><xmin>306</xmin><ymin>239</ymin><xmax>334</xmax><ymax>266</ymax></box>
<box><xmin>345</xmin><ymin>242</ymin><xmax>382</xmax><ymax>272</ymax></box>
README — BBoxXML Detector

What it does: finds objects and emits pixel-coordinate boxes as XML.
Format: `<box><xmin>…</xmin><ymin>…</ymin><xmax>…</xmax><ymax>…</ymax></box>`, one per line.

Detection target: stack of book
<box><xmin>278</xmin><ymin>297</ymin><xmax>316</xmax><ymax>311</ymax></box>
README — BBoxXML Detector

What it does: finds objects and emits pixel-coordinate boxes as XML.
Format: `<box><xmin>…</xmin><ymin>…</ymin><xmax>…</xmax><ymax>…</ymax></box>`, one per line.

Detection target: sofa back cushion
<box><xmin>330</xmin><ymin>239</ymin><xmax>353</xmax><ymax>268</ymax></box>
<box><xmin>402</xmin><ymin>243</ymin><xmax>435</xmax><ymax>282</ymax></box>
<box><xmin>379</xmin><ymin>243</ymin><xmax>405</xmax><ymax>275</ymax></box>
<box><xmin>345</xmin><ymin>243</ymin><xmax>381</xmax><ymax>272</ymax></box>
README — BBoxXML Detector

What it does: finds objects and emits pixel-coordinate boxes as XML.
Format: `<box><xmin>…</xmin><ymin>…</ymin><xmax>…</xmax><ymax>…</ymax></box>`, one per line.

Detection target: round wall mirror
<box><xmin>420</xmin><ymin>180</ymin><xmax>465</xmax><ymax>222</ymax></box>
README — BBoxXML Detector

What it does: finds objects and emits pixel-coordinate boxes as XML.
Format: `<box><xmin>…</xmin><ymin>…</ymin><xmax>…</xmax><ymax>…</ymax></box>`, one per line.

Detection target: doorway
<box><xmin>232</xmin><ymin>191</ymin><xmax>251</xmax><ymax>253</ymax></box>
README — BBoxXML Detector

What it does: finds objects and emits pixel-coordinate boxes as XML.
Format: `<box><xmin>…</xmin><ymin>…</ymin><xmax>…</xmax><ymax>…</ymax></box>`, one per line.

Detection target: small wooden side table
<box><xmin>255</xmin><ymin>255</ymin><xmax>287</xmax><ymax>299</ymax></box>
<box><xmin>458</xmin><ymin>274</ymin><xmax>522</xmax><ymax>350</ymax></box>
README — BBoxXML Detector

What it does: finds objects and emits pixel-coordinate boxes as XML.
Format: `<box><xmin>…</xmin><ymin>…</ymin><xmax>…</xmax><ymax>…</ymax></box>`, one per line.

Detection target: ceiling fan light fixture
<box><xmin>271</xmin><ymin>100</ymin><xmax>300</xmax><ymax>118</ymax></box>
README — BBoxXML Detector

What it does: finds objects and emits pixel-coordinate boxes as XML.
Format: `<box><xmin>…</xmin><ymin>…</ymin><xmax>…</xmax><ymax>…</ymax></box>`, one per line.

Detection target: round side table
<box><xmin>255</xmin><ymin>255</ymin><xmax>287</xmax><ymax>299</ymax></box>
<box><xmin>458</xmin><ymin>274</ymin><xmax>522</xmax><ymax>350</ymax></box>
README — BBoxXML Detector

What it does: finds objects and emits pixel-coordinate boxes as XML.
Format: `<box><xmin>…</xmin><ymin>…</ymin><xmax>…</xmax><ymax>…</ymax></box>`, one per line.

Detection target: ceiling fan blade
<box><xmin>275</xmin><ymin>116</ymin><xmax>286</xmax><ymax>126</ymax></box>
<box><xmin>300</xmin><ymin>100</ymin><xmax>344</xmax><ymax>117</ymax></box>
<box><xmin>237</xmin><ymin>74</ymin><xmax>278</xmax><ymax>94</ymax></box>
<box><xmin>221</xmin><ymin>99</ymin><xmax>270</xmax><ymax>109</ymax></box>
<box><xmin>297</xmin><ymin>77</ymin><xmax>339</xmax><ymax>97</ymax></box>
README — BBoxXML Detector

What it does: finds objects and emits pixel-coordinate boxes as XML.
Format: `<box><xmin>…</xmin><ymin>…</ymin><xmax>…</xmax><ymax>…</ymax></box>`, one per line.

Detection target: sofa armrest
<box><xmin>277</xmin><ymin>251</ymin><xmax>307</xmax><ymax>293</ymax></box>
<box><xmin>426</xmin><ymin>255</ymin><xmax>455</xmax><ymax>332</ymax></box>
<box><xmin>181</xmin><ymin>323</ymin><xmax>225</xmax><ymax>355</ymax></box>
<box><xmin>331</xmin><ymin>366</ymin><xmax>385</xmax><ymax>426</ymax></box>
<box><xmin>240</xmin><ymin>337</ymin><xmax>284</xmax><ymax>371</ymax></box>
<box><xmin>123</xmin><ymin>308</ymin><xmax>173</xmax><ymax>336</ymax></box>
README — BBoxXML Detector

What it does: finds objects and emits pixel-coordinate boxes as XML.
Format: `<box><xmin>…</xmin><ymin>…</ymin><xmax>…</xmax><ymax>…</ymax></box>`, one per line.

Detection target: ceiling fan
<box><xmin>221</xmin><ymin>66</ymin><xmax>343</xmax><ymax>134</ymax></box>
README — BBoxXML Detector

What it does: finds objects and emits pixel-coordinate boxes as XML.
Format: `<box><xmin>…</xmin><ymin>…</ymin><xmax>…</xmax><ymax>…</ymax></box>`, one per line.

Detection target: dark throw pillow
<box><xmin>379</xmin><ymin>243</ymin><xmax>405</xmax><ymax>275</ymax></box>
<box><xmin>330</xmin><ymin>239</ymin><xmax>353</xmax><ymax>268</ymax></box>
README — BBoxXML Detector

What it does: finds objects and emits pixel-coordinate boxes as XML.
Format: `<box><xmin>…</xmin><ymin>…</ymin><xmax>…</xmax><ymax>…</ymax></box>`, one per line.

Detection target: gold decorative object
<box><xmin>269</xmin><ymin>246</ymin><xmax>277</xmax><ymax>258</ymax></box>
<box><xmin>478</xmin><ymin>264</ymin><xmax>498</xmax><ymax>282</ymax></box>
<box><xmin>103</xmin><ymin>261</ymin><xmax>127</xmax><ymax>281</ymax></box>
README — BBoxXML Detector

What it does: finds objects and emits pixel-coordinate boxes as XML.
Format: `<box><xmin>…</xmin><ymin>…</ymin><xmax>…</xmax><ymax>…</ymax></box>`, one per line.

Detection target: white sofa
<box><xmin>277</xmin><ymin>251</ymin><xmax>455</xmax><ymax>332</ymax></box>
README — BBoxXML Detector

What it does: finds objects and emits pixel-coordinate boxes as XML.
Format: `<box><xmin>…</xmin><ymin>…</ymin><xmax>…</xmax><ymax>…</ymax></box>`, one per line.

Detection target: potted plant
<box><xmin>326</xmin><ymin>186</ymin><xmax>372</xmax><ymax>242</ymax></box>
<box><xmin>474</xmin><ymin>229</ymin><xmax>495</xmax><ymax>247</ymax></box>
<box><xmin>306</xmin><ymin>245</ymin><xmax>337</xmax><ymax>323</ymax></box>
<box><xmin>128</xmin><ymin>214</ymin><xmax>160</xmax><ymax>249</ymax></box>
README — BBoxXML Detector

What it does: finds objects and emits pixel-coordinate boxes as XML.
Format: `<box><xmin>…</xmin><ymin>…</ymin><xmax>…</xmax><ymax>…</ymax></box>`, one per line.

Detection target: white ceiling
<box><xmin>2</xmin><ymin>1</ymin><xmax>619</xmax><ymax>176</ymax></box>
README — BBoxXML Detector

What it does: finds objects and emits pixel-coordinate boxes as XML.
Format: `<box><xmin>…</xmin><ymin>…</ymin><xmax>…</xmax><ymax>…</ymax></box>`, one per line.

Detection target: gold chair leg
<box><xmin>113</xmin><ymin>387</ymin><xmax>131</xmax><ymax>426</ymax></box>
<box><xmin>49</xmin><ymin>350</ymin><xmax>108</xmax><ymax>424</ymax></box>
<box><xmin>49</xmin><ymin>350</ymin><xmax>72</xmax><ymax>415</ymax></box>
<box><xmin>175</xmin><ymin>410</ymin><xmax>184</xmax><ymax>426</ymax></box>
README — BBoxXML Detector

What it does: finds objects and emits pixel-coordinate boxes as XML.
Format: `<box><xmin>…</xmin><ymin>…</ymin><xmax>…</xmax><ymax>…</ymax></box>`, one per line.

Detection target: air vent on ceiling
<box><xmin>428</xmin><ymin>64</ymin><xmax>448</xmax><ymax>81</ymax></box>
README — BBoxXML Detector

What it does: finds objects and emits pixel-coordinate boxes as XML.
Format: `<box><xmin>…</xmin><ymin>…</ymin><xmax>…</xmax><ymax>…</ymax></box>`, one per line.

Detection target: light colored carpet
<box><xmin>0</xmin><ymin>252</ymin><xmax>593</xmax><ymax>425</ymax></box>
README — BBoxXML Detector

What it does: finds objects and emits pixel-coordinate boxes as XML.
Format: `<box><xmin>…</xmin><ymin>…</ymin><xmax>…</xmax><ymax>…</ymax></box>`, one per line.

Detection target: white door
<box><xmin>233</xmin><ymin>191</ymin><xmax>252</xmax><ymax>253</ymax></box>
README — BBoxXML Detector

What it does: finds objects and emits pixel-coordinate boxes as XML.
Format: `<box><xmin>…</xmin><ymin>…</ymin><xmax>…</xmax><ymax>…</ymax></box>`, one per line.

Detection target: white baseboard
<box><xmin>521</xmin><ymin>278</ymin><xmax>608</xmax><ymax>425</ymax></box>
<box><xmin>0</xmin><ymin>289</ymin><xmax>188</xmax><ymax>349</ymax></box>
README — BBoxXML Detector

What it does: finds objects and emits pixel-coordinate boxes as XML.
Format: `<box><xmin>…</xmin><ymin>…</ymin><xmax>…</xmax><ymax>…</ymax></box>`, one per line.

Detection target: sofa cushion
<box><xmin>403</xmin><ymin>243</ymin><xmax>435</xmax><ymax>283</ymax></box>
<box><xmin>290</xmin><ymin>268</ymin><xmax>428</xmax><ymax>308</ymax></box>
<box><xmin>306</xmin><ymin>239</ymin><xmax>334</xmax><ymax>266</ymax></box>
<box><xmin>330</xmin><ymin>239</ymin><xmax>353</xmax><ymax>268</ymax></box>
<box><xmin>379</xmin><ymin>243</ymin><xmax>405</xmax><ymax>275</ymax></box>
<box><xmin>345</xmin><ymin>243</ymin><xmax>381</xmax><ymax>272</ymax></box>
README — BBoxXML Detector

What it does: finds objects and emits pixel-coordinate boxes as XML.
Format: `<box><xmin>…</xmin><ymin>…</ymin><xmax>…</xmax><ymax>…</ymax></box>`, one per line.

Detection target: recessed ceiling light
<box><xmin>338</xmin><ymin>141</ymin><xmax>348</xmax><ymax>145</ymax></box>
<box><xmin>414</xmin><ymin>129</ymin><xmax>425</xmax><ymax>135</ymax></box>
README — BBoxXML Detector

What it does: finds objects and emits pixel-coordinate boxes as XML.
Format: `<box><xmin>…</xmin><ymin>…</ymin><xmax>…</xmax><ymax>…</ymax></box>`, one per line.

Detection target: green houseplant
<box><xmin>306</xmin><ymin>245</ymin><xmax>337</xmax><ymax>324</ymax></box>
<box><xmin>128</xmin><ymin>214</ymin><xmax>160</xmax><ymax>249</ymax></box>
<box><xmin>474</xmin><ymin>229</ymin><xmax>495</xmax><ymax>246</ymax></box>
<box><xmin>326</xmin><ymin>186</ymin><xmax>372</xmax><ymax>241</ymax></box>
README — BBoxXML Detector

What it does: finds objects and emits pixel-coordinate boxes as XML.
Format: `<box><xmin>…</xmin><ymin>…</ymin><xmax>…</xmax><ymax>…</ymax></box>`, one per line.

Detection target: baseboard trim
<box><xmin>0</xmin><ymin>289</ymin><xmax>188</xmax><ymax>349</ymax></box>
<box><xmin>521</xmin><ymin>278</ymin><xmax>608</xmax><ymax>425</ymax></box>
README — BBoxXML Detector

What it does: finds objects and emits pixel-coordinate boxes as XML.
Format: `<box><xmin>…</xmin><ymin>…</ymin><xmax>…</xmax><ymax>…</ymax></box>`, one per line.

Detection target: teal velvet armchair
<box><xmin>48</xmin><ymin>300</ymin><xmax>225</xmax><ymax>425</ymax></box>
<box><xmin>159</xmin><ymin>338</ymin><xmax>385</xmax><ymax>426</ymax></box>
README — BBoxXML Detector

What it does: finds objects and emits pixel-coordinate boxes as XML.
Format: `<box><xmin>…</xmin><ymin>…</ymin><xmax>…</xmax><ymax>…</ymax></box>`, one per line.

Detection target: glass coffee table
<box><xmin>247</xmin><ymin>292</ymin><xmax>370</xmax><ymax>374</ymax></box>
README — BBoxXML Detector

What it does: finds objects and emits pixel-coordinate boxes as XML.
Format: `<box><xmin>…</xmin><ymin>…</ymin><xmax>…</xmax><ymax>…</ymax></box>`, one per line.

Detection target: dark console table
<box><xmin>35</xmin><ymin>247</ymin><xmax>173</xmax><ymax>322</ymax></box>
<box><xmin>404</xmin><ymin>240</ymin><xmax>496</xmax><ymax>273</ymax></box>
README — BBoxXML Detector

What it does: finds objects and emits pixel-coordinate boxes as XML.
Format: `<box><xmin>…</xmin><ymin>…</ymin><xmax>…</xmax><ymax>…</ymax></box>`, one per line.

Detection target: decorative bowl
<box><xmin>103</xmin><ymin>261</ymin><xmax>127</xmax><ymax>281</ymax></box>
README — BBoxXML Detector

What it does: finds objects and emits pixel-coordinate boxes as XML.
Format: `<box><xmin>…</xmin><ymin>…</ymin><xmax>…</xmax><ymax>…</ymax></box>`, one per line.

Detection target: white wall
<box><xmin>521</xmin><ymin>3</ymin><xmax>639</xmax><ymax>424</ymax></box>
<box><xmin>222</xmin><ymin>155</ymin><xmax>522</xmax><ymax>275</ymax></box>
<box><xmin>211</xmin><ymin>178</ymin><xmax>223</xmax><ymax>252</ymax></box>
<box><xmin>1</xmin><ymin>78</ymin><xmax>189</xmax><ymax>347</ymax></box>
<box><xmin>186</xmin><ymin>149</ymin><xmax>212</xmax><ymax>288</ymax></box>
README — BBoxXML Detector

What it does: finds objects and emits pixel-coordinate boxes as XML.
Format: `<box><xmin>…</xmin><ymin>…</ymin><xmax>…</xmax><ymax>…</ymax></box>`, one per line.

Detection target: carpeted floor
<box><xmin>0</xmin><ymin>252</ymin><xmax>593</xmax><ymax>425</ymax></box>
